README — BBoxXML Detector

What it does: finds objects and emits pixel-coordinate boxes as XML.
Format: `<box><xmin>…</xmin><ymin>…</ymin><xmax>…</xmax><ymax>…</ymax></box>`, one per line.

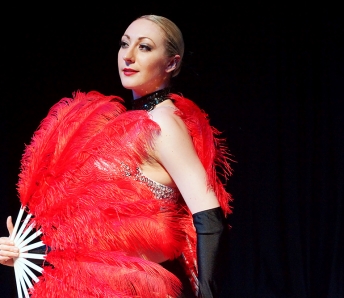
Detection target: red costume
<box><xmin>17</xmin><ymin>91</ymin><xmax>232</xmax><ymax>297</ymax></box>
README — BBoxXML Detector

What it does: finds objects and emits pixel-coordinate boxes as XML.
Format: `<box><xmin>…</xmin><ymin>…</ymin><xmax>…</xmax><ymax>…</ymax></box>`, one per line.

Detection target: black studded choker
<box><xmin>131</xmin><ymin>88</ymin><xmax>171</xmax><ymax>111</ymax></box>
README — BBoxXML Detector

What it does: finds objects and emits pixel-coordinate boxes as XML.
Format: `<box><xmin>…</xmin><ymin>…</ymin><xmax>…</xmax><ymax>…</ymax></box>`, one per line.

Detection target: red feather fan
<box><xmin>16</xmin><ymin>91</ymin><xmax>232</xmax><ymax>297</ymax></box>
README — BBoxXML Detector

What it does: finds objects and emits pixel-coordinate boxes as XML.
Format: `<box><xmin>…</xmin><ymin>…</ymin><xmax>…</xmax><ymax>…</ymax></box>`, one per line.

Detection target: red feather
<box><xmin>16</xmin><ymin>91</ymin><xmax>233</xmax><ymax>297</ymax></box>
<box><xmin>171</xmin><ymin>93</ymin><xmax>234</xmax><ymax>216</ymax></box>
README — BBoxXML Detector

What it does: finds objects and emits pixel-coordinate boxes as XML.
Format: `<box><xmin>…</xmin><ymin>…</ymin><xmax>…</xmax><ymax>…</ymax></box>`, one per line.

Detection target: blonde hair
<box><xmin>137</xmin><ymin>15</ymin><xmax>184</xmax><ymax>77</ymax></box>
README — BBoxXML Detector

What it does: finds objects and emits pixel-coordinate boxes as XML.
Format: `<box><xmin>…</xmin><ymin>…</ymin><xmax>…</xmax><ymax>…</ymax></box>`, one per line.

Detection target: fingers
<box><xmin>0</xmin><ymin>237</ymin><xmax>18</xmax><ymax>267</ymax></box>
<box><xmin>0</xmin><ymin>238</ymin><xmax>19</xmax><ymax>255</ymax></box>
<box><xmin>0</xmin><ymin>216</ymin><xmax>18</xmax><ymax>267</ymax></box>
<box><xmin>6</xmin><ymin>216</ymin><xmax>14</xmax><ymax>236</ymax></box>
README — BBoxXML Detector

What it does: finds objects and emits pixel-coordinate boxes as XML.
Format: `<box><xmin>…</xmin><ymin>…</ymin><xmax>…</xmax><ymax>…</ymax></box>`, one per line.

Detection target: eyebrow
<box><xmin>122</xmin><ymin>34</ymin><xmax>156</xmax><ymax>46</ymax></box>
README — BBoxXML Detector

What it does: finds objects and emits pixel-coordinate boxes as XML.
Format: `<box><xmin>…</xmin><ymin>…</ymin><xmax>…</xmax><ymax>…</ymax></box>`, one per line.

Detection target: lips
<box><xmin>123</xmin><ymin>68</ymin><xmax>138</xmax><ymax>76</ymax></box>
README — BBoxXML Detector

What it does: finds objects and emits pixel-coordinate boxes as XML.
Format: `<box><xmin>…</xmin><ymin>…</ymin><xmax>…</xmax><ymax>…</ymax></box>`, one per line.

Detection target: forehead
<box><xmin>123</xmin><ymin>19</ymin><xmax>166</xmax><ymax>43</ymax></box>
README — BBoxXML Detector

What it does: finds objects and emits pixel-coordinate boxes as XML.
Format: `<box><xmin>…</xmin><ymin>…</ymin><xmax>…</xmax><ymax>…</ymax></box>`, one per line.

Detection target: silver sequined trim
<box><xmin>122</xmin><ymin>163</ymin><xmax>179</xmax><ymax>201</ymax></box>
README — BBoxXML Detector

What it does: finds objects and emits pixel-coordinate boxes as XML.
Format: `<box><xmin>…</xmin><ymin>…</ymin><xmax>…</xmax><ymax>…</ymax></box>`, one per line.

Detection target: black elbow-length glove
<box><xmin>193</xmin><ymin>207</ymin><xmax>227</xmax><ymax>298</ymax></box>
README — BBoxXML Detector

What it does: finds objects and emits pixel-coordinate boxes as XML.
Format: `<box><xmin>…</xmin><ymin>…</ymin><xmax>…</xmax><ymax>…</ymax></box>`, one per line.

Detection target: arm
<box><xmin>0</xmin><ymin>216</ymin><xmax>19</xmax><ymax>267</ymax></box>
<box><xmin>150</xmin><ymin>107</ymin><xmax>227</xmax><ymax>297</ymax></box>
<box><xmin>192</xmin><ymin>207</ymin><xmax>227</xmax><ymax>297</ymax></box>
<box><xmin>150</xmin><ymin>107</ymin><xmax>219</xmax><ymax>213</ymax></box>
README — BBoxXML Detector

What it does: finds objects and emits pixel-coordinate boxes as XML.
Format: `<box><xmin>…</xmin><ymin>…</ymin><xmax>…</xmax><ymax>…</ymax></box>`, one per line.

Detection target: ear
<box><xmin>165</xmin><ymin>55</ymin><xmax>181</xmax><ymax>73</ymax></box>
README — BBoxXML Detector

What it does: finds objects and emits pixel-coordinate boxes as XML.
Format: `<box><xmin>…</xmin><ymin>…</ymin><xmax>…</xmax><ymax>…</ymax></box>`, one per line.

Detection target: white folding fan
<box><xmin>11</xmin><ymin>206</ymin><xmax>46</xmax><ymax>298</ymax></box>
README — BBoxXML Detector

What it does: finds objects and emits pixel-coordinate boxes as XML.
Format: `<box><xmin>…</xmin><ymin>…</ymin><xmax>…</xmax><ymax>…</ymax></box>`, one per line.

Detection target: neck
<box><xmin>132</xmin><ymin>83</ymin><xmax>170</xmax><ymax>100</ymax></box>
<box><xmin>131</xmin><ymin>87</ymin><xmax>171</xmax><ymax>111</ymax></box>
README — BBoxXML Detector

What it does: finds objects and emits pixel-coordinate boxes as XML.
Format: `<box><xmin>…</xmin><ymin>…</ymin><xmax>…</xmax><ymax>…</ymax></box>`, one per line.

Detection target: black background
<box><xmin>1</xmin><ymin>3</ymin><xmax>343</xmax><ymax>298</ymax></box>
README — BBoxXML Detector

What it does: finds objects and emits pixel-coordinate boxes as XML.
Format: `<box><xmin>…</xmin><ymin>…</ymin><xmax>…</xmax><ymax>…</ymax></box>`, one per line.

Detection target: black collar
<box><xmin>131</xmin><ymin>88</ymin><xmax>171</xmax><ymax>111</ymax></box>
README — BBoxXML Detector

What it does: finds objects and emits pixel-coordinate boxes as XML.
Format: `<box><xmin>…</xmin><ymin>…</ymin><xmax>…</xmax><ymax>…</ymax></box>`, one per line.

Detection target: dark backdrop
<box><xmin>1</xmin><ymin>4</ymin><xmax>343</xmax><ymax>298</ymax></box>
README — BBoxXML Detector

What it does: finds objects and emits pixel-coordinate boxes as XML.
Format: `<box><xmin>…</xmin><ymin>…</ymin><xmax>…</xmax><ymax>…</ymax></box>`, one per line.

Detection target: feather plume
<box><xmin>16</xmin><ymin>91</ymin><xmax>232</xmax><ymax>297</ymax></box>
<box><xmin>170</xmin><ymin>93</ymin><xmax>233</xmax><ymax>216</ymax></box>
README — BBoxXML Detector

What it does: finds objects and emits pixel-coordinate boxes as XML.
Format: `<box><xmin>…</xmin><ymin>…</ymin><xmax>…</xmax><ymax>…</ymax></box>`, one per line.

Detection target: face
<box><xmin>118</xmin><ymin>18</ymin><xmax>178</xmax><ymax>98</ymax></box>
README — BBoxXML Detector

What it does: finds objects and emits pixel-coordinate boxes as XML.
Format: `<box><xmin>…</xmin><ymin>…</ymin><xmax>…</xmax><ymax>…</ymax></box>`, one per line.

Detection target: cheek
<box><xmin>117</xmin><ymin>53</ymin><xmax>122</xmax><ymax>67</ymax></box>
<box><xmin>145</xmin><ymin>59</ymin><xmax>168</xmax><ymax>75</ymax></box>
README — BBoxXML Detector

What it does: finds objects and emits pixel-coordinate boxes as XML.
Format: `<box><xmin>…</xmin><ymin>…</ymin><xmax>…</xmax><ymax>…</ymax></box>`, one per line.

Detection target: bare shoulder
<box><xmin>149</xmin><ymin>103</ymin><xmax>188</xmax><ymax>135</ymax></box>
<box><xmin>148</xmin><ymin>102</ymin><xmax>196</xmax><ymax>163</ymax></box>
<box><xmin>148</xmin><ymin>102</ymin><xmax>220</xmax><ymax>214</ymax></box>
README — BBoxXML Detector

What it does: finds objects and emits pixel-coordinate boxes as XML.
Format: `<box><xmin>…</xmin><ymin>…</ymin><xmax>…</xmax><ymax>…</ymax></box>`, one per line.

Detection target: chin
<box><xmin>121</xmin><ymin>84</ymin><xmax>134</xmax><ymax>90</ymax></box>
<box><xmin>120</xmin><ymin>80</ymin><xmax>135</xmax><ymax>90</ymax></box>
<box><xmin>121</xmin><ymin>82</ymin><xmax>146</xmax><ymax>95</ymax></box>
<box><xmin>119</xmin><ymin>77</ymin><xmax>140</xmax><ymax>89</ymax></box>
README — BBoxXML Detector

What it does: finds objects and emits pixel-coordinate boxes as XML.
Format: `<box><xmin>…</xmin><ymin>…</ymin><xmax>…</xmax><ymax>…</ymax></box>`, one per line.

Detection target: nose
<box><xmin>122</xmin><ymin>47</ymin><xmax>134</xmax><ymax>63</ymax></box>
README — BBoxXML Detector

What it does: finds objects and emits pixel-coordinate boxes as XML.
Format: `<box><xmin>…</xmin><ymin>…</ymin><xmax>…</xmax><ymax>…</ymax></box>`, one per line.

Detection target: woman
<box><xmin>0</xmin><ymin>15</ymin><xmax>232</xmax><ymax>297</ymax></box>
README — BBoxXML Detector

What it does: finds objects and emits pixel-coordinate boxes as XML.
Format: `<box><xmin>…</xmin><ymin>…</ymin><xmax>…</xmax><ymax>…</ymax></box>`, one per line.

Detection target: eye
<box><xmin>139</xmin><ymin>44</ymin><xmax>152</xmax><ymax>51</ymax></box>
<box><xmin>119</xmin><ymin>40</ymin><xmax>129</xmax><ymax>48</ymax></box>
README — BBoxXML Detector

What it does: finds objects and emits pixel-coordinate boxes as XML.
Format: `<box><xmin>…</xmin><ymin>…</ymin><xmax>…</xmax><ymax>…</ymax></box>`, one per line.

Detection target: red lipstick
<box><xmin>123</xmin><ymin>68</ymin><xmax>138</xmax><ymax>76</ymax></box>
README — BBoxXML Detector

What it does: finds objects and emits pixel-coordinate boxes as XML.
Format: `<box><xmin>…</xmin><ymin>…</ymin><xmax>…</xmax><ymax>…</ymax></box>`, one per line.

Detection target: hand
<box><xmin>0</xmin><ymin>216</ymin><xmax>19</xmax><ymax>267</ymax></box>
